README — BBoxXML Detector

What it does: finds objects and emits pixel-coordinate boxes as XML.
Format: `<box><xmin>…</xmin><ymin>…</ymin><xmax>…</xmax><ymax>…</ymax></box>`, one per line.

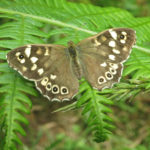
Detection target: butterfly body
<box><xmin>67</xmin><ymin>41</ymin><xmax>83</xmax><ymax>79</ymax></box>
<box><xmin>7</xmin><ymin>28</ymin><xmax>136</xmax><ymax>101</ymax></box>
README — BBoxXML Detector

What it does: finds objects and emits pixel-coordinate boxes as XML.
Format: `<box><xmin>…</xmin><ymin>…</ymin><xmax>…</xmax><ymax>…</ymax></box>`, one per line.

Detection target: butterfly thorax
<box><xmin>68</xmin><ymin>41</ymin><xmax>77</xmax><ymax>58</ymax></box>
<box><xmin>67</xmin><ymin>41</ymin><xmax>83</xmax><ymax>79</ymax></box>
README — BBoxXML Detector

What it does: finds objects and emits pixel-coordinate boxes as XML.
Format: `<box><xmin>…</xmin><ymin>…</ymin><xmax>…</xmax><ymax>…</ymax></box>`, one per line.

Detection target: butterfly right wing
<box><xmin>77</xmin><ymin>28</ymin><xmax>136</xmax><ymax>90</ymax></box>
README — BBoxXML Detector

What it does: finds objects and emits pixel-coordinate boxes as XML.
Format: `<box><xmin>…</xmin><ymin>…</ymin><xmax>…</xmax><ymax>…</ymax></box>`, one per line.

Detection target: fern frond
<box><xmin>0</xmin><ymin>0</ymin><xmax>150</xmax><ymax>147</ymax></box>
<box><xmin>100</xmin><ymin>79</ymin><xmax>150</xmax><ymax>102</ymax></box>
<box><xmin>123</xmin><ymin>47</ymin><xmax>150</xmax><ymax>79</ymax></box>
<box><xmin>76</xmin><ymin>79</ymin><xmax>114</xmax><ymax>142</ymax></box>
<box><xmin>0</xmin><ymin>62</ymin><xmax>38</xmax><ymax>150</ymax></box>
<box><xmin>0</xmin><ymin>14</ymin><xmax>45</xmax><ymax>149</ymax></box>
<box><xmin>0</xmin><ymin>17</ymin><xmax>46</xmax><ymax>49</ymax></box>
<box><xmin>0</xmin><ymin>0</ymin><xmax>135</xmax><ymax>44</ymax></box>
<box><xmin>0</xmin><ymin>0</ymin><xmax>150</xmax><ymax>45</ymax></box>
<box><xmin>122</xmin><ymin>17</ymin><xmax>150</xmax><ymax>44</ymax></box>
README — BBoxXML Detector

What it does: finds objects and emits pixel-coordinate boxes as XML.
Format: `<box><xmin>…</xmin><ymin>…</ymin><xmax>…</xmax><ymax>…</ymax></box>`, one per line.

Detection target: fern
<box><xmin>0</xmin><ymin>64</ymin><xmax>36</xmax><ymax>149</ymax></box>
<box><xmin>0</xmin><ymin>15</ymin><xmax>46</xmax><ymax>149</ymax></box>
<box><xmin>123</xmin><ymin>48</ymin><xmax>150</xmax><ymax>79</ymax></box>
<box><xmin>0</xmin><ymin>0</ymin><xmax>150</xmax><ymax>148</ymax></box>
<box><xmin>76</xmin><ymin>79</ymin><xmax>114</xmax><ymax>142</ymax></box>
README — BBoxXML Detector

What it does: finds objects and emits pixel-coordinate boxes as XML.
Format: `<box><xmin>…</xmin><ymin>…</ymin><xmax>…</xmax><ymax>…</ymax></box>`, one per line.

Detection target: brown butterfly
<box><xmin>7</xmin><ymin>28</ymin><xmax>136</xmax><ymax>101</ymax></box>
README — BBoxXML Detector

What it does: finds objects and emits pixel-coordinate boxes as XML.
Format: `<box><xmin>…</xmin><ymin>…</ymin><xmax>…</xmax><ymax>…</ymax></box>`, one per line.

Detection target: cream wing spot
<box><xmin>101</xmin><ymin>35</ymin><xmax>107</xmax><ymax>41</ymax></box>
<box><xmin>94</xmin><ymin>39</ymin><xmax>101</xmax><ymax>46</ymax></box>
<box><xmin>109</xmin><ymin>55</ymin><xmax>115</xmax><ymax>61</ymax></box>
<box><xmin>112</xmin><ymin>49</ymin><xmax>120</xmax><ymax>54</ymax></box>
<box><xmin>22</xmin><ymin>66</ymin><xmax>27</xmax><ymax>72</ymax></box>
<box><xmin>50</xmin><ymin>74</ymin><xmax>57</xmax><ymax>80</ymax></box>
<box><xmin>109</xmin><ymin>29</ymin><xmax>117</xmax><ymax>40</ymax></box>
<box><xmin>123</xmin><ymin>46</ymin><xmax>128</xmax><ymax>51</ymax></box>
<box><xmin>41</xmin><ymin>77</ymin><xmax>49</xmax><ymax>86</ymax></box>
<box><xmin>98</xmin><ymin>76</ymin><xmax>106</xmax><ymax>85</ymax></box>
<box><xmin>30</xmin><ymin>57</ymin><xmax>38</xmax><ymax>63</ymax></box>
<box><xmin>25</xmin><ymin>45</ymin><xmax>31</xmax><ymax>58</ymax></box>
<box><xmin>109</xmin><ymin>63</ymin><xmax>118</xmax><ymax>69</ymax></box>
<box><xmin>38</xmin><ymin>68</ymin><xmax>44</xmax><ymax>75</ymax></box>
<box><xmin>20</xmin><ymin>59</ymin><xmax>25</xmax><ymax>64</ymax></box>
<box><xmin>52</xmin><ymin>85</ymin><xmax>59</xmax><ymax>94</ymax></box>
<box><xmin>109</xmin><ymin>41</ymin><xmax>116</xmax><ymax>47</ymax></box>
<box><xmin>31</xmin><ymin>64</ymin><xmax>37</xmax><ymax>71</ymax></box>
<box><xmin>100</xmin><ymin>62</ymin><xmax>107</xmax><ymax>67</ymax></box>
<box><xmin>121</xmin><ymin>31</ymin><xmax>127</xmax><ymax>35</ymax></box>
<box><xmin>120</xmin><ymin>39</ymin><xmax>126</xmax><ymax>44</ymax></box>
<box><xmin>44</xmin><ymin>47</ymin><xmax>49</xmax><ymax>56</ymax></box>
<box><xmin>36</xmin><ymin>48</ymin><xmax>42</xmax><ymax>55</ymax></box>
<box><xmin>15</xmin><ymin>52</ymin><xmax>21</xmax><ymax>56</ymax></box>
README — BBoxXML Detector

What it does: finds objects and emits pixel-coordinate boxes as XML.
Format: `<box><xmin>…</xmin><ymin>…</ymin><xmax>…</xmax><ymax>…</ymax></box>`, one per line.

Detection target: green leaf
<box><xmin>76</xmin><ymin>79</ymin><xmax>114</xmax><ymax>142</ymax></box>
<box><xmin>0</xmin><ymin>51</ymin><xmax>9</xmax><ymax>60</ymax></box>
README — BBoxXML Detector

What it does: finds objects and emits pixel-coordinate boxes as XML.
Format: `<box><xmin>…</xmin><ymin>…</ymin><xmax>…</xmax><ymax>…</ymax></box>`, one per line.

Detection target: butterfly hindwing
<box><xmin>35</xmin><ymin>66</ymin><xmax>79</xmax><ymax>101</ymax></box>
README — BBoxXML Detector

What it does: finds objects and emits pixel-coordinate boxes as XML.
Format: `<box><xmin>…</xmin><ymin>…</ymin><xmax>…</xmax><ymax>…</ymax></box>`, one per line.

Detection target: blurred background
<box><xmin>70</xmin><ymin>0</ymin><xmax>150</xmax><ymax>17</ymax></box>
<box><xmin>9</xmin><ymin>0</ymin><xmax>150</xmax><ymax>150</ymax></box>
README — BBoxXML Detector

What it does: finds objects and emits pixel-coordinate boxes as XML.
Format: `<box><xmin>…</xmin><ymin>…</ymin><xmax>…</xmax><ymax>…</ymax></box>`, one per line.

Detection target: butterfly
<box><xmin>7</xmin><ymin>28</ymin><xmax>136</xmax><ymax>101</ymax></box>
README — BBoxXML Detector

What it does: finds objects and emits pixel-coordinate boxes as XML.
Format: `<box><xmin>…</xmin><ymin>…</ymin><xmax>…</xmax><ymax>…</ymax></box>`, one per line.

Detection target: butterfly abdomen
<box><xmin>71</xmin><ymin>58</ymin><xmax>83</xmax><ymax>80</ymax></box>
<box><xmin>67</xmin><ymin>41</ymin><xmax>83</xmax><ymax>79</ymax></box>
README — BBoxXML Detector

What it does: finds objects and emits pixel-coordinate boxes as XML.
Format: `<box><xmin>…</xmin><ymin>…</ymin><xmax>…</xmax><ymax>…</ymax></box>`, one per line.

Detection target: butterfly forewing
<box><xmin>7</xmin><ymin>44</ymin><xmax>65</xmax><ymax>80</ymax></box>
<box><xmin>77</xmin><ymin>28</ymin><xmax>136</xmax><ymax>90</ymax></box>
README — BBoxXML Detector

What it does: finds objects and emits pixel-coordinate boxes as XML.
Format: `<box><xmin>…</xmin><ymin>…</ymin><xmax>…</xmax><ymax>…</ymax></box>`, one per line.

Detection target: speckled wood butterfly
<box><xmin>7</xmin><ymin>28</ymin><xmax>136</xmax><ymax>101</ymax></box>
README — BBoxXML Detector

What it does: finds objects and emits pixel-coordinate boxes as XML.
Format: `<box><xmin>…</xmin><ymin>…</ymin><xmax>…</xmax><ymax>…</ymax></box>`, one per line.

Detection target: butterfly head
<box><xmin>67</xmin><ymin>41</ymin><xmax>75</xmax><ymax>47</ymax></box>
<box><xmin>67</xmin><ymin>41</ymin><xmax>78</xmax><ymax>59</ymax></box>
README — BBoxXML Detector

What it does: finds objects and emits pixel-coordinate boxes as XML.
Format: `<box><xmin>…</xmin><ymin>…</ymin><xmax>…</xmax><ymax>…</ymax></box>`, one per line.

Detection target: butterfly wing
<box><xmin>77</xmin><ymin>28</ymin><xmax>136</xmax><ymax>90</ymax></box>
<box><xmin>7</xmin><ymin>44</ymin><xmax>79</xmax><ymax>101</ymax></box>
<box><xmin>7</xmin><ymin>44</ymin><xmax>65</xmax><ymax>80</ymax></box>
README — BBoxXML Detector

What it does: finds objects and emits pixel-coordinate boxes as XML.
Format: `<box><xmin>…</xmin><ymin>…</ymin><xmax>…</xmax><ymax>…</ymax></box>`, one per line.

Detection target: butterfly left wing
<box><xmin>7</xmin><ymin>44</ymin><xmax>79</xmax><ymax>101</ymax></box>
<box><xmin>77</xmin><ymin>28</ymin><xmax>136</xmax><ymax>90</ymax></box>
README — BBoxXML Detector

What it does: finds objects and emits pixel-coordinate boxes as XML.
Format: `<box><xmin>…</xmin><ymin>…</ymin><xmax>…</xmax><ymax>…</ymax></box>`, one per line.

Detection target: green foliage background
<box><xmin>0</xmin><ymin>0</ymin><xmax>150</xmax><ymax>149</ymax></box>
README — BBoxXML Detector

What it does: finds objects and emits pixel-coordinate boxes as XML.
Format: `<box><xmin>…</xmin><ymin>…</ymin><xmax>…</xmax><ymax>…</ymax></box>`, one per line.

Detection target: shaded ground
<box><xmin>21</xmin><ymin>93</ymin><xmax>150</xmax><ymax>150</ymax></box>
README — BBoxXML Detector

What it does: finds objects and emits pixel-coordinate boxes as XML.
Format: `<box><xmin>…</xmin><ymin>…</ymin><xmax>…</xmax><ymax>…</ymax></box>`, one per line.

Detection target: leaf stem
<box><xmin>133</xmin><ymin>45</ymin><xmax>150</xmax><ymax>54</ymax></box>
<box><xmin>0</xmin><ymin>8</ymin><xmax>97</xmax><ymax>35</ymax></box>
